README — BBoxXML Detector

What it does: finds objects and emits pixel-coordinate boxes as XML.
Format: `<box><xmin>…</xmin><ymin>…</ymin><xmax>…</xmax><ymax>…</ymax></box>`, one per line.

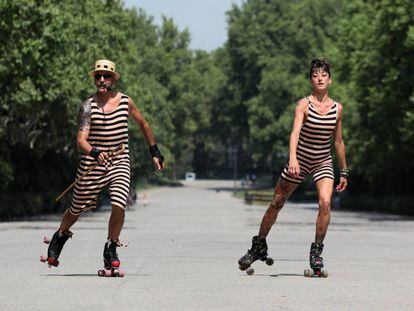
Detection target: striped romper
<box><xmin>281</xmin><ymin>97</ymin><xmax>338</xmax><ymax>184</ymax></box>
<box><xmin>69</xmin><ymin>94</ymin><xmax>131</xmax><ymax>215</ymax></box>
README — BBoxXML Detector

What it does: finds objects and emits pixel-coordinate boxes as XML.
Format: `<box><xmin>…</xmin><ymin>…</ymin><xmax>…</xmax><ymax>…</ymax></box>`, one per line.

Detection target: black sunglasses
<box><xmin>95</xmin><ymin>73</ymin><xmax>113</xmax><ymax>79</ymax></box>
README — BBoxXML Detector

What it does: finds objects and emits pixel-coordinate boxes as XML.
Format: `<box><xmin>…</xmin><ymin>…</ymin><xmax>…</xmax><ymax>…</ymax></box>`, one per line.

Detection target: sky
<box><xmin>122</xmin><ymin>0</ymin><xmax>244</xmax><ymax>51</ymax></box>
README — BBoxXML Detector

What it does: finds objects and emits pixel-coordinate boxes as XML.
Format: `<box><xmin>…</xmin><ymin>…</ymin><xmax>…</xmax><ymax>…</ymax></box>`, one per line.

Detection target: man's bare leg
<box><xmin>108</xmin><ymin>205</ymin><xmax>125</xmax><ymax>241</ymax></box>
<box><xmin>44</xmin><ymin>210</ymin><xmax>78</xmax><ymax>266</ymax></box>
<box><xmin>59</xmin><ymin>209</ymin><xmax>79</xmax><ymax>232</ymax></box>
<box><xmin>103</xmin><ymin>205</ymin><xmax>125</xmax><ymax>272</ymax></box>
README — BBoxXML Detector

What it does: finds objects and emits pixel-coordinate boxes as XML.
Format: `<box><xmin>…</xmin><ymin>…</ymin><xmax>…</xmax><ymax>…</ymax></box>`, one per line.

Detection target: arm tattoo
<box><xmin>78</xmin><ymin>100</ymin><xmax>91</xmax><ymax>131</ymax></box>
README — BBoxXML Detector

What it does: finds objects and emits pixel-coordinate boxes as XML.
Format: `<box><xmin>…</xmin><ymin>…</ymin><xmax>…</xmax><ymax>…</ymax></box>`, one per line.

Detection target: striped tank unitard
<box><xmin>69</xmin><ymin>94</ymin><xmax>131</xmax><ymax>215</ymax></box>
<box><xmin>281</xmin><ymin>97</ymin><xmax>338</xmax><ymax>184</ymax></box>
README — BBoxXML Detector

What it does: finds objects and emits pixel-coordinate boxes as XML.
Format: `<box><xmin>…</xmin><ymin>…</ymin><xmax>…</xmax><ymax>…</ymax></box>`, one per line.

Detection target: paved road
<box><xmin>1</xmin><ymin>180</ymin><xmax>413</xmax><ymax>310</ymax></box>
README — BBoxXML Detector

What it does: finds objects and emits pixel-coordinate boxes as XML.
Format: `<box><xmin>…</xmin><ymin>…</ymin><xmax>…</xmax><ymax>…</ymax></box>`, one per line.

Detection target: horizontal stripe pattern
<box><xmin>280</xmin><ymin>98</ymin><xmax>337</xmax><ymax>184</ymax></box>
<box><xmin>299</xmin><ymin>99</ymin><xmax>337</xmax><ymax>153</ymax></box>
<box><xmin>69</xmin><ymin>94</ymin><xmax>131</xmax><ymax>215</ymax></box>
<box><xmin>69</xmin><ymin>161</ymin><xmax>131</xmax><ymax>215</ymax></box>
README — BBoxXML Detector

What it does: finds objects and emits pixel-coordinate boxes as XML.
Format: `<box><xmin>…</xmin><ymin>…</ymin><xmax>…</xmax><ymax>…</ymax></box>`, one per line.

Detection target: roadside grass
<box><xmin>233</xmin><ymin>188</ymin><xmax>318</xmax><ymax>205</ymax></box>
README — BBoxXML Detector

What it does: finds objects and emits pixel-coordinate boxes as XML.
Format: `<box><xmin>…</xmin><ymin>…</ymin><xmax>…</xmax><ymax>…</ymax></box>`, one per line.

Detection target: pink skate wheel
<box><xmin>98</xmin><ymin>270</ymin><xmax>105</xmax><ymax>277</ymax></box>
<box><xmin>43</xmin><ymin>237</ymin><xmax>51</xmax><ymax>244</ymax></box>
<box><xmin>105</xmin><ymin>270</ymin><xmax>112</xmax><ymax>277</ymax></box>
<box><xmin>40</xmin><ymin>255</ymin><xmax>47</xmax><ymax>262</ymax></box>
<box><xmin>118</xmin><ymin>270</ymin><xmax>125</xmax><ymax>277</ymax></box>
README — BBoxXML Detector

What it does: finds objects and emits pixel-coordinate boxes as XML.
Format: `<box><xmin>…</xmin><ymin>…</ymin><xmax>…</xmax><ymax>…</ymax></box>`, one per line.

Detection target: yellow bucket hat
<box><xmin>89</xmin><ymin>59</ymin><xmax>120</xmax><ymax>80</ymax></box>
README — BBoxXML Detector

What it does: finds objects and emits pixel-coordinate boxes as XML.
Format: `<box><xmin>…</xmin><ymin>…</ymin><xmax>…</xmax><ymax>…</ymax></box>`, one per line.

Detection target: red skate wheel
<box><xmin>111</xmin><ymin>261</ymin><xmax>120</xmax><ymax>268</ymax></box>
<box><xmin>47</xmin><ymin>258</ymin><xmax>59</xmax><ymax>267</ymax></box>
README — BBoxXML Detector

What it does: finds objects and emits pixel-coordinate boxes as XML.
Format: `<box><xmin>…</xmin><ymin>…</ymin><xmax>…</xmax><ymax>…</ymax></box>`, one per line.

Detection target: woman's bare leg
<box><xmin>258</xmin><ymin>179</ymin><xmax>298</xmax><ymax>238</ymax></box>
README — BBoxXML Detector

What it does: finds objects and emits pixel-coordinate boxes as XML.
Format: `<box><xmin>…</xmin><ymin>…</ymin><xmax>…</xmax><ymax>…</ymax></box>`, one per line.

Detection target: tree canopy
<box><xmin>1</xmin><ymin>0</ymin><xmax>413</xmax><ymax>218</ymax></box>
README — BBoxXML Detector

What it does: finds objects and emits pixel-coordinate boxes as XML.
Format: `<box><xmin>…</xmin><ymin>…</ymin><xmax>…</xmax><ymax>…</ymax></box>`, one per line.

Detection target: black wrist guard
<box><xmin>149</xmin><ymin>144</ymin><xmax>164</xmax><ymax>164</ymax></box>
<box><xmin>340</xmin><ymin>168</ymin><xmax>349</xmax><ymax>178</ymax></box>
<box><xmin>90</xmin><ymin>147</ymin><xmax>101</xmax><ymax>160</ymax></box>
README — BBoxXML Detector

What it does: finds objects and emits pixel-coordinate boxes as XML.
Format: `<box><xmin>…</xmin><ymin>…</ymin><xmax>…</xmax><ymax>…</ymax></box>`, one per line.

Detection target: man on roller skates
<box><xmin>42</xmin><ymin>59</ymin><xmax>165</xmax><ymax>276</ymax></box>
<box><xmin>238</xmin><ymin>58</ymin><xmax>348</xmax><ymax>277</ymax></box>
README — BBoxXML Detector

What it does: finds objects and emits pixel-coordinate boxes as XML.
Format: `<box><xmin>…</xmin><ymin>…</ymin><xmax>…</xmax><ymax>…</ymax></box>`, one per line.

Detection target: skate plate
<box><xmin>40</xmin><ymin>237</ymin><xmax>59</xmax><ymax>267</ymax></box>
<box><xmin>98</xmin><ymin>268</ymin><xmax>125</xmax><ymax>277</ymax></box>
<box><xmin>304</xmin><ymin>268</ymin><xmax>328</xmax><ymax>278</ymax></box>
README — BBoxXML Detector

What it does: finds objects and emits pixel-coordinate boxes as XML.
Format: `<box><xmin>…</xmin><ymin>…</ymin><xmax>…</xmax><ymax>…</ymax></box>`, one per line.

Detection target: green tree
<box><xmin>0</xmin><ymin>0</ymin><xmax>208</xmax><ymax>218</ymax></box>
<box><xmin>225</xmin><ymin>0</ymin><xmax>346</xmax><ymax>174</ymax></box>
<box><xmin>333</xmin><ymin>0</ymin><xmax>414</xmax><ymax>195</ymax></box>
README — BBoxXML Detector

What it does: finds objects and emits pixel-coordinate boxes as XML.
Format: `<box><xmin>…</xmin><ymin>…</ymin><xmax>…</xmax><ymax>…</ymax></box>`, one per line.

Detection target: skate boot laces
<box><xmin>105</xmin><ymin>239</ymin><xmax>129</xmax><ymax>259</ymax></box>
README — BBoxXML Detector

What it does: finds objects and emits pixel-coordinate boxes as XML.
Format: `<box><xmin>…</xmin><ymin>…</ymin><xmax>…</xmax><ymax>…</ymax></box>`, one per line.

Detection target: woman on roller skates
<box><xmin>42</xmin><ymin>59</ymin><xmax>165</xmax><ymax>276</ymax></box>
<box><xmin>238</xmin><ymin>58</ymin><xmax>348</xmax><ymax>277</ymax></box>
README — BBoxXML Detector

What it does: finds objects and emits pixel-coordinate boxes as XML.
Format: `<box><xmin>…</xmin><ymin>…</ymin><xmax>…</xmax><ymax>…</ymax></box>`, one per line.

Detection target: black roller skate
<box><xmin>304</xmin><ymin>242</ymin><xmax>328</xmax><ymax>278</ymax></box>
<box><xmin>238</xmin><ymin>235</ymin><xmax>274</xmax><ymax>275</ymax></box>
<box><xmin>40</xmin><ymin>230</ymin><xmax>73</xmax><ymax>267</ymax></box>
<box><xmin>98</xmin><ymin>240</ymin><xmax>125</xmax><ymax>277</ymax></box>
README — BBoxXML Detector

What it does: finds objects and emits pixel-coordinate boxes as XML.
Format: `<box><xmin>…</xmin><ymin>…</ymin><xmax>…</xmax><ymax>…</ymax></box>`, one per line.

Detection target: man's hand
<box><xmin>97</xmin><ymin>152</ymin><xmax>109</xmax><ymax>165</ymax></box>
<box><xmin>152</xmin><ymin>156</ymin><xmax>165</xmax><ymax>172</ymax></box>
<box><xmin>91</xmin><ymin>147</ymin><xmax>109</xmax><ymax>164</ymax></box>
<box><xmin>149</xmin><ymin>144</ymin><xmax>165</xmax><ymax>172</ymax></box>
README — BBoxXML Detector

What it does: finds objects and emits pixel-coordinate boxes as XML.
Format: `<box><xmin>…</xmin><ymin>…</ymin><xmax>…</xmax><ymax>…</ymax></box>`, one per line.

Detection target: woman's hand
<box><xmin>288</xmin><ymin>158</ymin><xmax>301</xmax><ymax>178</ymax></box>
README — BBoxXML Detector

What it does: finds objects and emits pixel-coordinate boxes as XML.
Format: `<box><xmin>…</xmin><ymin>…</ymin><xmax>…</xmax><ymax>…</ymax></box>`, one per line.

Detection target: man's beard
<box><xmin>98</xmin><ymin>82</ymin><xmax>111</xmax><ymax>92</ymax></box>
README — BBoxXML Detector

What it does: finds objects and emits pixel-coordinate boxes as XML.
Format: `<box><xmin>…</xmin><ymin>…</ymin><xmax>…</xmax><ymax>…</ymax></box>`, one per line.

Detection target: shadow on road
<box><xmin>243</xmin><ymin>273</ymin><xmax>303</xmax><ymax>277</ymax></box>
<box><xmin>270</xmin><ymin>273</ymin><xmax>304</xmax><ymax>277</ymax></box>
<box><xmin>44</xmin><ymin>274</ymin><xmax>98</xmax><ymax>277</ymax></box>
<box><xmin>44</xmin><ymin>273</ymin><xmax>150</xmax><ymax>277</ymax></box>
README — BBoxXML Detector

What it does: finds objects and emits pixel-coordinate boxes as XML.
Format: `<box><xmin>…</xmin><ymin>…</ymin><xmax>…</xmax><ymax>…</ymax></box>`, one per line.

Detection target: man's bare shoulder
<box><xmin>80</xmin><ymin>98</ymin><xmax>92</xmax><ymax>109</ymax></box>
<box><xmin>126</xmin><ymin>95</ymin><xmax>134</xmax><ymax>104</ymax></box>
<box><xmin>127</xmin><ymin>96</ymin><xmax>139</xmax><ymax>110</ymax></box>
<box><xmin>78</xmin><ymin>98</ymin><xmax>92</xmax><ymax>130</ymax></box>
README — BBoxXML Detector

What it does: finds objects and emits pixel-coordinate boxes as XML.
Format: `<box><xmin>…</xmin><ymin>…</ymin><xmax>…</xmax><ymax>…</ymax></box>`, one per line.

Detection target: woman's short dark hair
<box><xmin>309</xmin><ymin>57</ymin><xmax>330</xmax><ymax>79</ymax></box>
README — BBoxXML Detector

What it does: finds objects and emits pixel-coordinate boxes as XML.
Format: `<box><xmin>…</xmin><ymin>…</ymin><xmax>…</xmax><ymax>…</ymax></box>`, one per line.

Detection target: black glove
<box><xmin>149</xmin><ymin>144</ymin><xmax>164</xmax><ymax>164</ymax></box>
<box><xmin>90</xmin><ymin>147</ymin><xmax>101</xmax><ymax>160</ymax></box>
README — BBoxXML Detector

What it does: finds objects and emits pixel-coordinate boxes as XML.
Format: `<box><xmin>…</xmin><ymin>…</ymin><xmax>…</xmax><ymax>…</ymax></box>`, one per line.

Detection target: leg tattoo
<box><xmin>258</xmin><ymin>179</ymin><xmax>297</xmax><ymax>238</ymax></box>
<box><xmin>258</xmin><ymin>201</ymin><xmax>284</xmax><ymax>238</ymax></box>
<box><xmin>315</xmin><ymin>233</ymin><xmax>326</xmax><ymax>245</ymax></box>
